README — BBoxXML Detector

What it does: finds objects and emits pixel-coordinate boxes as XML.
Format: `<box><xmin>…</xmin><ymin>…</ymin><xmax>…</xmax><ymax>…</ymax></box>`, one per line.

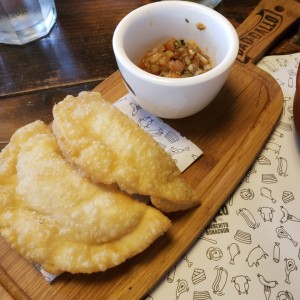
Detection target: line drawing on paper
<box><xmin>236</xmin><ymin>208</ymin><xmax>260</xmax><ymax>229</ymax></box>
<box><xmin>258</xmin><ymin>207</ymin><xmax>275</xmax><ymax>222</ymax></box>
<box><xmin>246</xmin><ymin>245</ymin><xmax>268</xmax><ymax>267</ymax></box>
<box><xmin>231</xmin><ymin>275</ymin><xmax>251</xmax><ymax>295</ymax></box>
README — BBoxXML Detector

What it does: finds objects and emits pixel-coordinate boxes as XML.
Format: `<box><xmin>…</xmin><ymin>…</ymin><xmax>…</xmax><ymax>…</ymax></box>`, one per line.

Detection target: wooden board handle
<box><xmin>236</xmin><ymin>0</ymin><xmax>300</xmax><ymax>65</ymax></box>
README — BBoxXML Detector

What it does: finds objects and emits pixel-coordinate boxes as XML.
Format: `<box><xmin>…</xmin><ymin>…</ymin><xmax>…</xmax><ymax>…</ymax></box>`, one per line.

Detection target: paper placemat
<box><xmin>149</xmin><ymin>53</ymin><xmax>300</xmax><ymax>300</ymax></box>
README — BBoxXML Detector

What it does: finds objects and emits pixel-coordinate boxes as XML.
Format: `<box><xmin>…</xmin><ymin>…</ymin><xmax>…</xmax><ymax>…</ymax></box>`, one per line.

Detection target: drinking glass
<box><xmin>0</xmin><ymin>0</ymin><xmax>57</xmax><ymax>45</ymax></box>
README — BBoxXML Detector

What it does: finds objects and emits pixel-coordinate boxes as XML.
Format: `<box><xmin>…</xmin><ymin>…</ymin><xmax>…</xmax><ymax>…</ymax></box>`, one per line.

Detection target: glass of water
<box><xmin>0</xmin><ymin>0</ymin><xmax>57</xmax><ymax>45</ymax></box>
<box><xmin>162</xmin><ymin>0</ymin><xmax>222</xmax><ymax>9</ymax></box>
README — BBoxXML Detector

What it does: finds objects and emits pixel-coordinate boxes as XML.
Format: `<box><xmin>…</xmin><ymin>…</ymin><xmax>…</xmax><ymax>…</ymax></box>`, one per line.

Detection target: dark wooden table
<box><xmin>0</xmin><ymin>1</ymin><xmax>300</xmax><ymax>299</ymax></box>
<box><xmin>0</xmin><ymin>0</ymin><xmax>299</xmax><ymax>149</ymax></box>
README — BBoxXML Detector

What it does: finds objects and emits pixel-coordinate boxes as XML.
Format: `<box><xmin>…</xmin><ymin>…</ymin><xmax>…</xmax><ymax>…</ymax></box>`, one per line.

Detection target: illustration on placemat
<box><xmin>236</xmin><ymin>208</ymin><xmax>260</xmax><ymax>229</ymax></box>
<box><xmin>276</xmin><ymin>58</ymin><xmax>288</xmax><ymax>67</ymax></box>
<box><xmin>168</xmin><ymin>146</ymin><xmax>189</xmax><ymax>157</ymax></box>
<box><xmin>257</xmin><ymin>273</ymin><xmax>278</xmax><ymax>300</ymax></box>
<box><xmin>234</xmin><ymin>230</ymin><xmax>252</xmax><ymax>244</ymax></box>
<box><xmin>277</xmin><ymin>156</ymin><xmax>288</xmax><ymax>177</ymax></box>
<box><xmin>277</xmin><ymin>121</ymin><xmax>292</xmax><ymax>132</ymax></box>
<box><xmin>165</xmin><ymin>131</ymin><xmax>179</xmax><ymax>143</ymax></box>
<box><xmin>273</xmin><ymin>242</ymin><xmax>280</xmax><ymax>263</ymax></box>
<box><xmin>276</xmin><ymin>290</ymin><xmax>294</xmax><ymax>300</ymax></box>
<box><xmin>262</xmin><ymin>173</ymin><xmax>278</xmax><ymax>184</ymax></box>
<box><xmin>246</xmin><ymin>245</ymin><xmax>268</xmax><ymax>267</ymax></box>
<box><xmin>212</xmin><ymin>266</ymin><xmax>228</xmax><ymax>296</ymax></box>
<box><xmin>283</xmin><ymin>96</ymin><xmax>292</xmax><ymax>115</ymax></box>
<box><xmin>280</xmin><ymin>206</ymin><xmax>300</xmax><ymax>223</ymax></box>
<box><xmin>147</xmin><ymin>52</ymin><xmax>300</xmax><ymax>300</ymax></box>
<box><xmin>129</xmin><ymin>102</ymin><xmax>141</xmax><ymax>116</ymax></box>
<box><xmin>183</xmin><ymin>255</ymin><xmax>193</xmax><ymax>267</ymax></box>
<box><xmin>276</xmin><ymin>226</ymin><xmax>298</xmax><ymax>247</ymax></box>
<box><xmin>261</xmin><ymin>60</ymin><xmax>278</xmax><ymax>72</ymax></box>
<box><xmin>147</xmin><ymin>127</ymin><xmax>164</xmax><ymax>137</ymax></box>
<box><xmin>206</xmin><ymin>247</ymin><xmax>223</xmax><ymax>261</ymax></box>
<box><xmin>284</xmin><ymin>258</ymin><xmax>297</xmax><ymax>284</ymax></box>
<box><xmin>258</xmin><ymin>155</ymin><xmax>271</xmax><ymax>165</ymax></box>
<box><xmin>199</xmin><ymin>234</ymin><xmax>217</xmax><ymax>245</ymax></box>
<box><xmin>192</xmin><ymin>268</ymin><xmax>206</xmax><ymax>285</ymax></box>
<box><xmin>260</xmin><ymin>187</ymin><xmax>277</xmax><ymax>203</ymax></box>
<box><xmin>240</xmin><ymin>189</ymin><xmax>254</xmax><ymax>200</ymax></box>
<box><xmin>273</xmin><ymin>130</ymin><xmax>284</xmax><ymax>138</ymax></box>
<box><xmin>288</xmin><ymin>76</ymin><xmax>294</xmax><ymax>88</ymax></box>
<box><xmin>264</xmin><ymin>141</ymin><xmax>281</xmax><ymax>155</ymax></box>
<box><xmin>138</xmin><ymin>116</ymin><xmax>153</xmax><ymax>128</ymax></box>
<box><xmin>193</xmin><ymin>291</ymin><xmax>212</xmax><ymax>300</ymax></box>
<box><xmin>176</xmin><ymin>279</ymin><xmax>189</xmax><ymax>300</ymax></box>
<box><xmin>167</xmin><ymin>266</ymin><xmax>176</xmax><ymax>283</ymax></box>
<box><xmin>258</xmin><ymin>207</ymin><xmax>275</xmax><ymax>222</ymax></box>
<box><xmin>227</xmin><ymin>243</ymin><xmax>240</xmax><ymax>265</ymax></box>
<box><xmin>276</xmin><ymin>78</ymin><xmax>285</xmax><ymax>87</ymax></box>
<box><xmin>282</xmin><ymin>191</ymin><xmax>295</xmax><ymax>204</ymax></box>
<box><xmin>231</xmin><ymin>275</ymin><xmax>251</xmax><ymax>295</ymax></box>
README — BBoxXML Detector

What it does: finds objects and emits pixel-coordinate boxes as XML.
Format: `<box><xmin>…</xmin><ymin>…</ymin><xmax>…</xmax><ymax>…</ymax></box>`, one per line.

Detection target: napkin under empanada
<box><xmin>52</xmin><ymin>91</ymin><xmax>200</xmax><ymax>212</ymax></box>
<box><xmin>0</xmin><ymin>121</ymin><xmax>170</xmax><ymax>274</ymax></box>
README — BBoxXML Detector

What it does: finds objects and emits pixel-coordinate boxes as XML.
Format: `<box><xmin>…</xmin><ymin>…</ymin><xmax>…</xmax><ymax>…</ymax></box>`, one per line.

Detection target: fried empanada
<box><xmin>52</xmin><ymin>92</ymin><xmax>200</xmax><ymax>212</ymax></box>
<box><xmin>0</xmin><ymin>121</ymin><xmax>170</xmax><ymax>274</ymax></box>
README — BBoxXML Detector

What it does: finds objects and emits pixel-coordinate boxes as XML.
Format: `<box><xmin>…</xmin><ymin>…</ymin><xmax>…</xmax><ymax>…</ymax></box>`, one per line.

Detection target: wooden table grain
<box><xmin>0</xmin><ymin>1</ymin><xmax>299</xmax><ymax>299</ymax></box>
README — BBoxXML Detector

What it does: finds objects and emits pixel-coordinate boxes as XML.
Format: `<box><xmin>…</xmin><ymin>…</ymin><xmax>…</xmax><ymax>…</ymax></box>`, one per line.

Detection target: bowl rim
<box><xmin>112</xmin><ymin>0</ymin><xmax>239</xmax><ymax>87</ymax></box>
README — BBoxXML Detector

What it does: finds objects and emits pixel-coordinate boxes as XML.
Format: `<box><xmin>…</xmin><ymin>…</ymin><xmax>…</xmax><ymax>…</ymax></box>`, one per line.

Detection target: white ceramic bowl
<box><xmin>112</xmin><ymin>1</ymin><xmax>239</xmax><ymax>119</ymax></box>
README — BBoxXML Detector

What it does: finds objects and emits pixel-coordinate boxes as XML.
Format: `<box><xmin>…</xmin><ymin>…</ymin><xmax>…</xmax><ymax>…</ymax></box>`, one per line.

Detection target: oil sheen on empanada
<box><xmin>52</xmin><ymin>92</ymin><xmax>200</xmax><ymax>212</ymax></box>
<box><xmin>0</xmin><ymin>121</ymin><xmax>170</xmax><ymax>274</ymax></box>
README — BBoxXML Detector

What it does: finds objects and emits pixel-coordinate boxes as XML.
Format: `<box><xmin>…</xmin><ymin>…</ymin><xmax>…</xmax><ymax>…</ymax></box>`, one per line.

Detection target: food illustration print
<box><xmin>276</xmin><ymin>226</ymin><xmax>298</xmax><ymax>247</ymax></box>
<box><xmin>147</xmin><ymin>54</ymin><xmax>300</xmax><ymax>299</ymax></box>
<box><xmin>231</xmin><ymin>275</ymin><xmax>251</xmax><ymax>295</ymax></box>
<box><xmin>176</xmin><ymin>279</ymin><xmax>189</xmax><ymax>300</ymax></box>
<box><xmin>227</xmin><ymin>243</ymin><xmax>240</xmax><ymax>265</ymax></box>
<box><xmin>114</xmin><ymin>96</ymin><xmax>202</xmax><ymax>172</ymax></box>
<box><xmin>212</xmin><ymin>266</ymin><xmax>228</xmax><ymax>296</ymax></box>
<box><xmin>258</xmin><ymin>207</ymin><xmax>275</xmax><ymax>222</ymax></box>
<box><xmin>257</xmin><ymin>273</ymin><xmax>278</xmax><ymax>300</ymax></box>
<box><xmin>273</xmin><ymin>242</ymin><xmax>280</xmax><ymax>263</ymax></box>
<box><xmin>280</xmin><ymin>206</ymin><xmax>300</xmax><ymax>223</ymax></box>
<box><xmin>260</xmin><ymin>187</ymin><xmax>277</xmax><ymax>203</ymax></box>
<box><xmin>284</xmin><ymin>258</ymin><xmax>297</xmax><ymax>284</ymax></box>
<box><xmin>246</xmin><ymin>245</ymin><xmax>268</xmax><ymax>267</ymax></box>
<box><xmin>236</xmin><ymin>208</ymin><xmax>260</xmax><ymax>229</ymax></box>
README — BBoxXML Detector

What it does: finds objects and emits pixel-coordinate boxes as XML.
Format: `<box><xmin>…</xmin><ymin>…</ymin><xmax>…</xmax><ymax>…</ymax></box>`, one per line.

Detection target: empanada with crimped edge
<box><xmin>52</xmin><ymin>91</ymin><xmax>200</xmax><ymax>212</ymax></box>
<box><xmin>0</xmin><ymin>121</ymin><xmax>170</xmax><ymax>274</ymax></box>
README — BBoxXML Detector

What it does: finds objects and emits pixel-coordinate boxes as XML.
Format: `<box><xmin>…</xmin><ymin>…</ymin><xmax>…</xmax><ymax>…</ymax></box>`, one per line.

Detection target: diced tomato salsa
<box><xmin>139</xmin><ymin>38</ymin><xmax>213</xmax><ymax>78</ymax></box>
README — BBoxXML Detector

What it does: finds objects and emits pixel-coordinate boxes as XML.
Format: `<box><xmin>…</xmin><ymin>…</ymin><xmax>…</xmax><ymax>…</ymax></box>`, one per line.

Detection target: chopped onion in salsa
<box><xmin>139</xmin><ymin>38</ymin><xmax>213</xmax><ymax>78</ymax></box>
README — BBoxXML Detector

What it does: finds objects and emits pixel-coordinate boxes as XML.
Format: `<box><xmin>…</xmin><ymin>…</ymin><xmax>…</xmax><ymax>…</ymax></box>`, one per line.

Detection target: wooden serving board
<box><xmin>1</xmin><ymin>0</ymin><xmax>299</xmax><ymax>299</ymax></box>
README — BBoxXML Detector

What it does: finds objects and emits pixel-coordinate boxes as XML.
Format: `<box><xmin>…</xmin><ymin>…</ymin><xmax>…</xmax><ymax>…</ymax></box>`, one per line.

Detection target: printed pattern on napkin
<box><xmin>115</xmin><ymin>96</ymin><xmax>203</xmax><ymax>172</ymax></box>
<box><xmin>148</xmin><ymin>53</ymin><xmax>300</xmax><ymax>300</ymax></box>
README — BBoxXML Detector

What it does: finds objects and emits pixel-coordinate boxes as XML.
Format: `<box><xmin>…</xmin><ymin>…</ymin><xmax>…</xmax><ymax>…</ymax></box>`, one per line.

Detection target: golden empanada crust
<box><xmin>0</xmin><ymin>121</ymin><xmax>170</xmax><ymax>274</ymax></box>
<box><xmin>52</xmin><ymin>92</ymin><xmax>200</xmax><ymax>212</ymax></box>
